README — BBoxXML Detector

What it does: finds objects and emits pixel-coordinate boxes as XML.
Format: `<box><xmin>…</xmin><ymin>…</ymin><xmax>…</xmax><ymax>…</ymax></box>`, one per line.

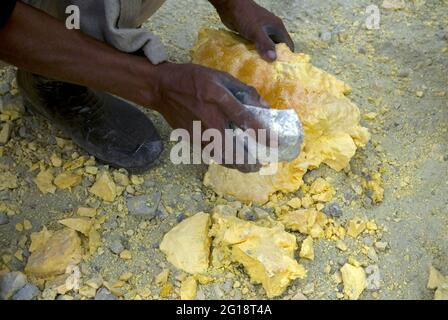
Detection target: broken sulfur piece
<box><xmin>340</xmin><ymin>263</ymin><xmax>367</xmax><ymax>300</ymax></box>
<box><xmin>192</xmin><ymin>29</ymin><xmax>370</xmax><ymax>203</ymax></box>
<box><xmin>160</xmin><ymin>213</ymin><xmax>211</xmax><ymax>275</ymax></box>
<box><xmin>25</xmin><ymin>228</ymin><xmax>82</xmax><ymax>279</ymax></box>
<box><xmin>210</xmin><ymin>213</ymin><xmax>306</xmax><ymax>298</ymax></box>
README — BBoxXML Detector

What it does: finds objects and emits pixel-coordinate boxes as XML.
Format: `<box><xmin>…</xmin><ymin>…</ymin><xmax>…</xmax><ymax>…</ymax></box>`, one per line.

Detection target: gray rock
<box><xmin>95</xmin><ymin>288</ymin><xmax>117</xmax><ymax>300</ymax></box>
<box><xmin>365</xmin><ymin>265</ymin><xmax>381</xmax><ymax>291</ymax></box>
<box><xmin>144</xmin><ymin>179</ymin><xmax>155</xmax><ymax>188</ymax></box>
<box><xmin>435</xmin><ymin>29</ymin><xmax>447</xmax><ymax>41</ymax></box>
<box><xmin>0</xmin><ymin>212</ymin><xmax>9</xmax><ymax>225</ymax></box>
<box><xmin>237</xmin><ymin>206</ymin><xmax>257</xmax><ymax>221</ymax></box>
<box><xmin>222</xmin><ymin>279</ymin><xmax>233</xmax><ymax>293</ymax></box>
<box><xmin>323</xmin><ymin>203</ymin><xmax>343</xmax><ymax>218</ymax></box>
<box><xmin>397</xmin><ymin>68</ymin><xmax>411</xmax><ymax>78</ymax></box>
<box><xmin>0</xmin><ymin>272</ymin><xmax>27</xmax><ymax>300</ymax></box>
<box><xmin>126</xmin><ymin>192</ymin><xmax>161</xmax><ymax>219</ymax></box>
<box><xmin>319</xmin><ymin>30</ymin><xmax>332</xmax><ymax>42</ymax></box>
<box><xmin>0</xmin><ymin>191</ymin><xmax>9</xmax><ymax>201</ymax></box>
<box><xmin>109</xmin><ymin>239</ymin><xmax>124</xmax><ymax>255</ymax></box>
<box><xmin>358</xmin><ymin>47</ymin><xmax>367</xmax><ymax>54</ymax></box>
<box><xmin>176</xmin><ymin>213</ymin><xmax>186</xmax><ymax>223</ymax></box>
<box><xmin>253</xmin><ymin>207</ymin><xmax>270</xmax><ymax>219</ymax></box>
<box><xmin>0</xmin><ymin>82</ymin><xmax>10</xmax><ymax>96</ymax></box>
<box><xmin>12</xmin><ymin>283</ymin><xmax>40</xmax><ymax>300</ymax></box>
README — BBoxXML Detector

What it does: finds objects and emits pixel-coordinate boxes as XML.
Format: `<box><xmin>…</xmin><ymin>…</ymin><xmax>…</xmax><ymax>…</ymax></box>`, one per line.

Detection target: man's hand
<box><xmin>150</xmin><ymin>62</ymin><xmax>270</xmax><ymax>173</ymax></box>
<box><xmin>210</xmin><ymin>0</ymin><xmax>294</xmax><ymax>61</ymax></box>
<box><xmin>0</xmin><ymin>1</ymin><xmax>272</xmax><ymax>173</ymax></box>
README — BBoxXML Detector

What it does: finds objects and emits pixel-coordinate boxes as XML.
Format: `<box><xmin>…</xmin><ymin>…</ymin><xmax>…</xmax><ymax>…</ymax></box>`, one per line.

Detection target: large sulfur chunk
<box><xmin>25</xmin><ymin>228</ymin><xmax>82</xmax><ymax>279</ymax></box>
<box><xmin>160</xmin><ymin>213</ymin><xmax>211</xmax><ymax>275</ymax></box>
<box><xmin>192</xmin><ymin>29</ymin><xmax>370</xmax><ymax>203</ymax></box>
<box><xmin>340</xmin><ymin>263</ymin><xmax>367</xmax><ymax>300</ymax></box>
<box><xmin>210</xmin><ymin>213</ymin><xmax>306</xmax><ymax>298</ymax></box>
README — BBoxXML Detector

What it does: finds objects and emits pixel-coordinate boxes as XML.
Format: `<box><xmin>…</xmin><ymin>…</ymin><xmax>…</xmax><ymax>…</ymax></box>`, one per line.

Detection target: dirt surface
<box><xmin>0</xmin><ymin>0</ymin><xmax>447</xmax><ymax>300</ymax></box>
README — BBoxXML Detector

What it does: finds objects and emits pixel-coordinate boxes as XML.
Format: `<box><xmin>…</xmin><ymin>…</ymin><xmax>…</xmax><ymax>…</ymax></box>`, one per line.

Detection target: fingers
<box><xmin>255</xmin><ymin>23</ymin><xmax>295</xmax><ymax>62</ymax></box>
<box><xmin>254</xmin><ymin>30</ymin><xmax>278</xmax><ymax>62</ymax></box>
<box><xmin>263</xmin><ymin>24</ymin><xmax>295</xmax><ymax>52</ymax></box>
<box><xmin>219</xmin><ymin>74</ymin><xmax>270</xmax><ymax>109</ymax></box>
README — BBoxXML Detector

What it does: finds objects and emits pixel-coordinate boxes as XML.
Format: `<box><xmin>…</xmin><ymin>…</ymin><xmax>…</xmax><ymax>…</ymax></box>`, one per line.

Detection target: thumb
<box><xmin>254</xmin><ymin>30</ymin><xmax>277</xmax><ymax>62</ymax></box>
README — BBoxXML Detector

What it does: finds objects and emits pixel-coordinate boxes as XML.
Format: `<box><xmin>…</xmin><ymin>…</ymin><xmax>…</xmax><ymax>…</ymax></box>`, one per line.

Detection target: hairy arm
<box><xmin>0</xmin><ymin>1</ymin><xmax>159</xmax><ymax>107</ymax></box>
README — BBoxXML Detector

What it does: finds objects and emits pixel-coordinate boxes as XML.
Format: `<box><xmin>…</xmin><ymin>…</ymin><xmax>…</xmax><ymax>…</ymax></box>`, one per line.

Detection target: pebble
<box><xmin>365</xmin><ymin>265</ymin><xmax>381</xmax><ymax>291</ymax></box>
<box><xmin>302</xmin><ymin>283</ymin><xmax>315</xmax><ymax>295</ymax></box>
<box><xmin>323</xmin><ymin>202</ymin><xmax>343</xmax><ymax>218</ymax></box>
<box><xmin>397</xmin><ymin>68</ymin><xmax>411</xmax><ymax>78</ymax></box>
<box><xmin>253</xmin><ymin>207</ymin><xmax>270</xmax><ymax>219</ymax></box>
<box><xmin>367</xmin><ymin>247</ymin><xmax>379</xmax><ymax>263</ymax></box>
<box><xmin>126</xmin><ymin>192</ymin><xmax>161</xmax><ymax>219</ymax></box>
<box><xmin>319</xmin><ymin>30</ymin><xmax>332</xmax><ymax>42</ymax></box>
<box><xmin>0</xmin><ymin>272</ymin><xmax>27</xmax><ymax>300</ymax></box>
<box><xmin>0</xmin><ymin>212</ymin><xmax>9</xmax><ymax>225</ymax></box>
<box><xmin>109</xmin><ymin>239</ymin><xmax>125</xmax><ymax>255</ymax></box>
<box><xmin>237</xmin><ymin>206</ymin><xmax>258</xmax><ymax>221</ymax></box>
<box><xmin>374</xmin><ymin>241</ymin><xmax>388</xmax><ymax>251</ymax></box>
<box><xmin>176</xmin><ymin>213</ymin><xmax>186</xmax><ymax>223</ymax></box>
<box><xmin>12</xmin><ymin>283</ymin><xmax>40</xmax><ymax>300</ymax></box>
<box><xmin>95</xmin><ymin>287</ymin><xmax>117</xmax><ymax>300</ymax></box>
<box><xmin>0</xmin><ymin>81</ymin><xmax>10</xmax><ymax>95</ymax></box>
<box><xmin>435</xmin><ymin>29</ymin><xmax>448</xmax><ymax>41</ymax></box>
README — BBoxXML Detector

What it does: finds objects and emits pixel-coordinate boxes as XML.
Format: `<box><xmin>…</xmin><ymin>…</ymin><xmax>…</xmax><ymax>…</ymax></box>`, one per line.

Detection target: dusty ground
<box><xmin>0</xmin><ymin>0</ymin><xmax>447</xmax><ymax>300</ymax></box>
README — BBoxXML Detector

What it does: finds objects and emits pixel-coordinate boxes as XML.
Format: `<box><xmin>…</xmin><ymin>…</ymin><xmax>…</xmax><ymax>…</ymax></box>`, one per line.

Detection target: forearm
<box><xmin>0</xmin><ymin>2</ymin><xmax>160</xmax><ymax>107</ymax></box>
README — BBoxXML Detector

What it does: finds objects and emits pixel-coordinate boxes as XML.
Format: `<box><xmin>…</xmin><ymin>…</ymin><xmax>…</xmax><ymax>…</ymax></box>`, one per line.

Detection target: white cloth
<box><xmin>1</xmin><ymin>0</ymin><xmax>167</xmax><ymax>67</ymax></box>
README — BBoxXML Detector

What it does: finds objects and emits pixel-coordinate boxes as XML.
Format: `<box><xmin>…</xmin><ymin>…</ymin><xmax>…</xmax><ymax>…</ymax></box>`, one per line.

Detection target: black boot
<box><xmin>17</xmin><ymin>70</ymin><xmax>163</xmax><ymax>174</ymax></box>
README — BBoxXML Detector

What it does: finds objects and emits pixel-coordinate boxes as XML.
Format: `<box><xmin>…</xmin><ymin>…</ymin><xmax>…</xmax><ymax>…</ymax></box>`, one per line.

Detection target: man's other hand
<box><xmin>210</xmin><ymin>0</ymin><xmax>295</xmax><ymax>61</ymax></box>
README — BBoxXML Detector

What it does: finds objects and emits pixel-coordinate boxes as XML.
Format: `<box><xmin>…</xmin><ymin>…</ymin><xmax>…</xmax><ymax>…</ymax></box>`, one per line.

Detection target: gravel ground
<box><xmin>0</xmin><ymin>0</ymin><xmax>447</xmax><ymax>300</ymax></box>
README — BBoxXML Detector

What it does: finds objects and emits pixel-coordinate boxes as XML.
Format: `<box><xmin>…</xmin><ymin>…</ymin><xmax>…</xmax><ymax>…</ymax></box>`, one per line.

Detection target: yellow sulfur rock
<box><xmin>210</xmin><ymin>213</ymin><xmax>306</xmax><ymax>298</ymax></box>
<box><xmin>299</xmin><ymin>236</ymin><xmax>314</xmax><ymax>260</ymax></box>
<box><xmin>79</xmin><ymin>286</ymin><xmax>96</xmax><ymax>298</ymax></box>
<box><xmin>193</xmin><ymin>29</ymin><xmax>370</xmax><ymax>203</ymax></box>
<box><xmin>34</xmin><ymin>170</ymin><xmax>56</xmax><ymax>194</ymax></box>
<box><xmin>160</xmin><ymin>283</ymin><xmax>173</xmax><ymax>298</ymax></box>
<box><xmin>309</xmin><ymin>178</ymin><xmax>336</xmax><ymax>202</ymax></box>
<box><xmin>25</xmin><ymin>228</ymin><xmax>82</xmax><ymax>278</ymax></box>
<box><xmin>278</xmin><ymin>209</ymin><xmax>327</xmax><ymax>238</ymax></box>
<box><xmin>54</xmin><ymin>172</ymin><xmax>82</xmax><ymax>189</ymax></box>
<box><xmin>336</xmin><ymin>240</ymin><xmax>348</xmax><ymax>252</ymax></box>
<box><xmin>301</xmin><ymin>195</ymin><xmax>314</xmax><ymax>208</ymax></box>
<box><xmin>0</xmin><ymin>172</ymin><xmax>18</xmax><ymax>191</ymax></box>
<box><xmin>120</xmin><ymin>250</ymin><xmax>132</xmax><ymax>260</ymax></box>
<box><xmin>160</xmin><ymin>213</ymin><xmax>211</xmax><ymax>275</ymax></box>
<box><xmin>346</xmin><ymin>218</ymin><xmax>367</xmax><ymax>238</ymax></box>
<box><xmin>63</xmin><ymin>156</ymin><xmax>86</xmax><ymax>171</ymax></box>
<box><xmin>88</xmin><ymin>229</ymin><xmax>101</xmax><ymax>255</ymax></box>
<box><xmin>428</xmin><ymin>265</ymin><xmax>446</xmax><ymax>290</ymax></box>
<box><xmin>366</xmin><ymin>220</ymin><xmax>378</xmax><ymax>231</ymax></box>
<box><xmin>340</xmin><ymin>263</ymin><xmax>366</xmax><ymax>300</ymax></box>
<box><xmin>29</xmin><ymin>227</ymin><xmax>53</xmax><ymax>252</ymax></box>
<box><xmin>77</xmin><ymin>207</ymin><xmax>97</xmax><ymax>218</ymax></box>
<box><xmin>90</xmin><ymin>172</ymin><xmax>117</xmax><ymax>202</ymax></box>
<box><xmin>287</xmin><ymin>198</ymin><xmax>302</xmax><ymax>209</ymax></box>
<box><xmin>50</xmin><ymin>153</ymin><xmax>62</xmax><ymax>167</ymax></box>
<box><xmin>180</xmin><ymin>276</ymin><xmax>198</xmax><ymax>300</ymax></box>
<box><xmin>428</xmin><ymin>266</ymin><xmax>448</xmax><ymax>300</ymax></box>
<box><xmin>59</xmin><ymin>218</ymin><xmax>93</xmax><ymax>236</ymax></box>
